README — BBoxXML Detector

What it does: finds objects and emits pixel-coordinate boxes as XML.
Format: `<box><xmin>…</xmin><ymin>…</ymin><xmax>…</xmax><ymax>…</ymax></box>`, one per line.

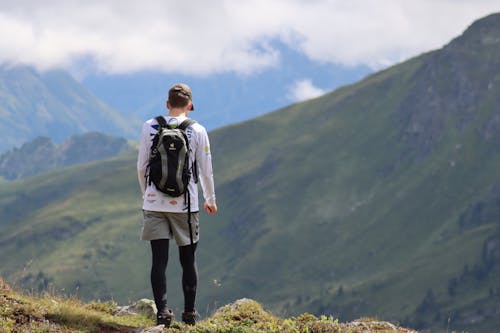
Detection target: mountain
<box><xmin>0</xmin><ymin>12</ymin><xmax>499</xmax><ymax>333</ymax></box>
<box><xmin>0</xmin><ymin>66</ymin><xmax>140</xmax><ymax>153</ymax></box>
<box><xmin>201</xmin><ymin>12</ymin><xmax>500</xmax><ymax>332</ymax></box>
<box><xmin>0</xmin><ymin>132</ymin><xmax>132</xmax><ymax>180</ymax></box>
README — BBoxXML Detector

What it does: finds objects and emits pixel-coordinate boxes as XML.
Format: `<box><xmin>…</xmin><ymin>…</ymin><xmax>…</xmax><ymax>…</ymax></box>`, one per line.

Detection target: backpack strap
<box><xmin>178</xmin><ymin>118</ymin><xmax>196</xmax><ymax>254</ymax></box>
<box><xmin>156</xmin><ymin>116</ymin><xmax>195</xmax><ymax>130</ymax></box>
<box><xmin>186</xmin><ymin>188</ymin><xmax>195</xmax><ymax>255</ymax></box>
<box><xmin>178</xmin><ymin>118</ymin><xmax>196</xmax><ymax>131</ymax></box>
<box><xmin>180</xmin><ymin>118</ymin><xmax>197</xmax><ymax>251</ymax></box>
<box><xmin>178</xmin><ymin>119</ymin><xmax>199</xmax><ymax>184</ymax></box>
<box><xmin>155</xmin><ymin>116</ymin><xmax>168</xmax><ymax>129</ymax></box>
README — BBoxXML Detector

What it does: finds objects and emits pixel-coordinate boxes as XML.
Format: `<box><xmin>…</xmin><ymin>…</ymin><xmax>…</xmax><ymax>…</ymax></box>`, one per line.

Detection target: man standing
<box><xmin>137</xmin><ymin>83</ymin><xmax>217</xmax><ymax>327</ymax></box>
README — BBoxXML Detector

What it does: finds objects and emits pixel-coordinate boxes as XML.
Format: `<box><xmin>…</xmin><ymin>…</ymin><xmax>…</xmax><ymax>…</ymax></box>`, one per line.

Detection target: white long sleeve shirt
<box><xmin>137</xmin><ymin>115</ymin><xmax>216</xmax><ymax>213</ymax></box>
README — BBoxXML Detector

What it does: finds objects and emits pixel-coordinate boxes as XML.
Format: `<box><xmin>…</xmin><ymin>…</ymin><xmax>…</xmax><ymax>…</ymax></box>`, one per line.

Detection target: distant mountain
<box><xmin>82</xmin><ymin>48</ymin><xmax>370</xmax><ymax>131</ymax></box>
<box><xmin>0</xmin><ymin>66</ymin><xmax>140</xmax><ymax>153</ymax></box>
<box><xmin>0</xmin><ymin>12</ymin><xmax>499</xmax><ymax>333</ymax></box>
<box><xmin>0</xmin><ymin>132</ymin><xmax>132</xmax><ymax>180</ymax></box>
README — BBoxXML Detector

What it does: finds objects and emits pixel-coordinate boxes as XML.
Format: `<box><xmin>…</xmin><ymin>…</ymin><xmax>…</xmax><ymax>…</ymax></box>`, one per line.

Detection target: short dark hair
<box><xmin>168</xmin><ymin>93</ymin><xmax>190</xmax><ymax>108</ymax></box>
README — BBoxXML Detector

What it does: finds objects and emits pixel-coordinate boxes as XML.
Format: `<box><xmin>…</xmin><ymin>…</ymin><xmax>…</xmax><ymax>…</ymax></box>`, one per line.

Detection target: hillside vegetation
<box><xmin>0</xmin><ymin>278</ymin><xmax>416</xmax><ymax>333</ymax></box>
<box><xmin>0</xmin><ymin>277</ymin><xmax>151</xmax><ymax>332</ymax></box>
<box><xmin>0</xmin><ymin>12</ymin><xmax>499</xmax><ymax>333</ymax></box>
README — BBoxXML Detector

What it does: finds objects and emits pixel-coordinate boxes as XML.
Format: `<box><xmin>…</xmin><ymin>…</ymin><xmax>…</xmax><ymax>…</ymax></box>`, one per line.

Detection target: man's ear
<box><xmin>166</xmin><ymin>101</ymin><xmax>171</xmax><ymax>109</ymax></box>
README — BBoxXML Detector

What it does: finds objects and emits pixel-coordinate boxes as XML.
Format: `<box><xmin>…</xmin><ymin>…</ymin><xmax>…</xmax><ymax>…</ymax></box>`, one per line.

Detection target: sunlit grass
<box><xmin>0</xmin><ymin>277</ymin><xmax>153</xmax><ymax>333</ymax></box>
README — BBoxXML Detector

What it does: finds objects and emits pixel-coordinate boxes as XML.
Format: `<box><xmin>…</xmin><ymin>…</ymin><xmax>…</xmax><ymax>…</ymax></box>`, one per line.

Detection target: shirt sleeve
<box><xmin>195</xmin><ymin>126</ymin><xmax>216</xmax><ymax>206</ymax></box>
<box><xmin>137</xmin><ymin>122</ymin><xmax>150</xmax><ymax>195</ymax></box>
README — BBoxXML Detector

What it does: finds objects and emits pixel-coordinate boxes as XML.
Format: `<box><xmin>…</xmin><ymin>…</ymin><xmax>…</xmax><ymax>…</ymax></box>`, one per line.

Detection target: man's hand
<box><xmin>204</xmin><ymin>202</ymin><xmax>218</xmax><ymax>215</ymax></box>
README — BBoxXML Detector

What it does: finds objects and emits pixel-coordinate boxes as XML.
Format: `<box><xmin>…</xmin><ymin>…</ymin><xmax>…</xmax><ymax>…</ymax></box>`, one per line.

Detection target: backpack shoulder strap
<box><xmin>155</xmin><ymin>116</ymin><xmax>168</xmax><ymax>129</ymax></box>
<box><xmin>178</xmin><ymin>118</ymin><xmax>196</xmax><ymax>131</ymax></box>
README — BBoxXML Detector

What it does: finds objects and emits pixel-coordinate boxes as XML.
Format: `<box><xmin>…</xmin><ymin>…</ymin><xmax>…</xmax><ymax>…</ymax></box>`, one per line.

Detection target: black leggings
<box><xmin>150</xmin><ymin>239</ymin><xmax>198</xmax><ymax>313</ymax></box>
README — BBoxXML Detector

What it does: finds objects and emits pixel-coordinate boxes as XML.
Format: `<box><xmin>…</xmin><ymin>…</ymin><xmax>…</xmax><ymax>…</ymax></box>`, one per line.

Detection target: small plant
<box><xmin>84</xmin><ymin>300</ymin><xmax>118</xmax><ymax>315</ymax></box>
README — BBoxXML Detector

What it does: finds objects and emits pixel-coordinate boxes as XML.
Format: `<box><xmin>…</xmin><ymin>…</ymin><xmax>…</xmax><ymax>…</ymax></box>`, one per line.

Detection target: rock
<box><xmin>137</xmin><ymin>325</ymin><xmax>165</xmax><ymax>333</ymax></box>
<box><xmin>348</xmin><ymin>319</ymin><xmax>417</xmax><ymax>332</ymax></box>
<box><xmin>214</xmin><ymin>298</ymin><xmax>256</xmax><ymax>316</ymax></box>
<box><xmin>215</xmin><ymin>298</ymin><xmax>256</xmax><ymax>313</ymax></box>
<box><xmin>115</xmin><ymin>298</ymin><xmax>157</xmax><ymax>319</ymax></box>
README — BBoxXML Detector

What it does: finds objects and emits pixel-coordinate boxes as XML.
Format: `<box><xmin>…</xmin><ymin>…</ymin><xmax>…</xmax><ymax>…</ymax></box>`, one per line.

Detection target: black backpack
<box><xmin>147</xmin><ymin>116</ymin><xmax>198</xmax><ymax>251</ymax></box>
<box><xmin>148</xmin><ymin>116</ymin><xmax>196</xmax><ymax>197</ymax></box>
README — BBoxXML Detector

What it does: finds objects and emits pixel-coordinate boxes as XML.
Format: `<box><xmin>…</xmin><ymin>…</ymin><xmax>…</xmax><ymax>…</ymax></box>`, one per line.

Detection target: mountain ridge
<box><xmin>0</xmin><ymin>66</ymin><xmax>140</xmax><ymax>152</ymax></box>
<box><xmin>0</xmin><ymin>132</ymin><xmax>132</xmax><ymax>180</ymax></box>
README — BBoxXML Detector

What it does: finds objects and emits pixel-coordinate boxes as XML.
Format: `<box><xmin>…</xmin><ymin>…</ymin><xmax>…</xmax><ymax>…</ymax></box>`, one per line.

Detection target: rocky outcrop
<box><xmin>395</xmin><ymin>13</ymin><xmax>500</xmax><ymax>158</ymax></box>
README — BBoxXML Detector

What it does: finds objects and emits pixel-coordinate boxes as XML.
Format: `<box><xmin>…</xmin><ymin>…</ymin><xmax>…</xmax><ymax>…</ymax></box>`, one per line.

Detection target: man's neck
<box><xmin>168</xmin><ymin>108</ymin><xmax>188</xmax><ymax>117</ymax></box>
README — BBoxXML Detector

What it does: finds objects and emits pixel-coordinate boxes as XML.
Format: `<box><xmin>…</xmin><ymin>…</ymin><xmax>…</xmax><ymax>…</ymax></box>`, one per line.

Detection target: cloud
<box><xmin>0</xmin><ymin>0</ymin><xmax>498</xmax><ymax>75</ymax></box>
<box><xmin>288</xmin><ymin>79</ymin><xmax>326</xmax><ymax>102</ymax></box>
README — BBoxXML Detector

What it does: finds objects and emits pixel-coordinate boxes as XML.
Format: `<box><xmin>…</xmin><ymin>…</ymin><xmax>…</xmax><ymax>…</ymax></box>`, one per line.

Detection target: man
<box><xmin>137</xmin><ymin>83</ymin><xmax>217</xmax><ymax>327</ymax></box>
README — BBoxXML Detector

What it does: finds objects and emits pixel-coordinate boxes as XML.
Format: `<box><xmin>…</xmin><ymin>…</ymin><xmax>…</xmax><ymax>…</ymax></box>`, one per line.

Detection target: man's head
<box><xmin>167</xmin><ymin>83</ymin><xmax>194</xmax><ymax>111</ymax></box>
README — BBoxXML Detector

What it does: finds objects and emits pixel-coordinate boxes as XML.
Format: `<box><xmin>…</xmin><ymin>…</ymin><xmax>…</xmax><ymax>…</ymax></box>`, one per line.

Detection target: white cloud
<box><xmin>288</xmin><ymin>79</ymin><xmax>326</xmax><ymax>102</ymax></box>
<box><xmin>0</xmin><ymin>0</ymin><xmax>498</xmax><ymax>75</ymax></box>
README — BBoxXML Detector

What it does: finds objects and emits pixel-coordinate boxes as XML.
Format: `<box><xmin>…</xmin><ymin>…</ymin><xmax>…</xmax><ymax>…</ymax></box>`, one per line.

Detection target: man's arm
<box><xmin>195</xmin><ymin>127</ymin><xmax>217</xmax><ymax>215</ymax></box>
<box><xmin>137</xmin><ymin>122</ymin><xmax>150</xmax><ymax>195</ymax></box>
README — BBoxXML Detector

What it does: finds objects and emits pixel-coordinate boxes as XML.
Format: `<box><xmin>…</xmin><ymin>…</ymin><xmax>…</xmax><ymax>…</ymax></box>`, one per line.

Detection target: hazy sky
<box><xmin>0</xmin><ymin>0</ymin><xmax>498</xmax><ymax>77</ymax></box>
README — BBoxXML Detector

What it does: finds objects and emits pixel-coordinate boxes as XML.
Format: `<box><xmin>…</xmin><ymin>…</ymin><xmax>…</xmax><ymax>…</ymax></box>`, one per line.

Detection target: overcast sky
<box><xmin>0</xmin><ymin>0</ymin><xmax>498</xmax><ymax>78</ymax></box>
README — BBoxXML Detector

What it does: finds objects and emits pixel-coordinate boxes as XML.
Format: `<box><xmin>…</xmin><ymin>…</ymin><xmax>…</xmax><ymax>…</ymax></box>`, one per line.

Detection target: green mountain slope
<box><xmin>0</xmin><ymin>66</ymin><xmax>140</xmax><ymax>152</ymax></box>
<box><xmin>0</xmin><ymin>12</ymin><xmax>499</xmax><ymax>333</ymax></box>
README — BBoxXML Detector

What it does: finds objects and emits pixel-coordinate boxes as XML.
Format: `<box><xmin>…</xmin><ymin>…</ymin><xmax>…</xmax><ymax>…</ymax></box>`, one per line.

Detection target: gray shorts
<box><xmin>141</xmin><ymin>210</ymin><xmax>199</xmax><ymax>246</ymax></box>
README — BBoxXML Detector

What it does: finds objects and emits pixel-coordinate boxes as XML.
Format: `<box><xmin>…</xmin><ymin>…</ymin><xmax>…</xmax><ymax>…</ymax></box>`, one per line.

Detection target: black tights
<box><xmin>150</xmin><ymin>239</ymin><xmax>198</xmax><ymax>313</ymax></box>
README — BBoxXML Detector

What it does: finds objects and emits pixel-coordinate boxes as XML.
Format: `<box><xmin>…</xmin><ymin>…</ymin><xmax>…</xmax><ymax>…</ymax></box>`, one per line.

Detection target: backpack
<box><xmin>148</xmin><ymin>116</ymin><xmax>196</xmax><ymax>197</ymax></box>
<box><xmin>147</xmin><ymin>116</ymin><xmax>198</xmax><ymax>252</ymax></box>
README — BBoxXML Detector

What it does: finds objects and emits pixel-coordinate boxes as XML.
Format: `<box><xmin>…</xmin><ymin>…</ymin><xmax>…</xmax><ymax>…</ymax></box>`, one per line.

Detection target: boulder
<box><xmin>115</xmin><ymin>298</ymin><xmax>157</xmax><ymax>319</ymax></box>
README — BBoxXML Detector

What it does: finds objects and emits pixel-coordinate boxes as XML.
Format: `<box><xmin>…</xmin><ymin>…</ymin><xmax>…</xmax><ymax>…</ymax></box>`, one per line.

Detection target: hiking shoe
<box><xmin>157</xmin><ymin>308</ymin><xmax>174</xmax><ymax>327</ymax></box>
<box><xmin>182</xmin><ymin>311</ymin><xmax>198</xmax><ymax>325</ymax></box>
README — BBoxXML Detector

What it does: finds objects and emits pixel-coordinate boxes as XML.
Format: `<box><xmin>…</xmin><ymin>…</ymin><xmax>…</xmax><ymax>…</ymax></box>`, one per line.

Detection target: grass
<box><xmin>164</xmin><ymin>300</ymin><xmax>408</xmax><ymax>333</ymax></box>
<box><xmin>0</xmin><ymin>278</ymin><xmax>416</xmax><ymax>333</ymax></box>
<box><xmin>0</xmin><ymin>277</ymin><xmax>153</xmax><ymax>333</ymax></box>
